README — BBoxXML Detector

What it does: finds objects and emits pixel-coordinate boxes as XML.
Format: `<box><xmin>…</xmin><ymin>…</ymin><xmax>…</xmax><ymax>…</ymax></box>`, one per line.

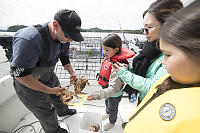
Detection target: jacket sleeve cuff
<box><xmin>128</xmin><ymin>64</ymin><xmax>133</xmax><ymax>71</ymax></box>
<box><xmin>10</xmin><ymin>67</ymin><xmax>34</xmax><ymax>77</ymax></box>
<box><xmin>116</xmin><ymin>67</ymin><xmax>127</xmax><ymax>76</ymax></box>
<box><xmin>60</xmin><ymin>56</ymin><xmax>70</xmax><ymax>66</ymax></box>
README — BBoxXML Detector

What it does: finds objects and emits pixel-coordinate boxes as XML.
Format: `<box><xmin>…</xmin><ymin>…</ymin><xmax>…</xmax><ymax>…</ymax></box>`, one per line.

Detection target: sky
<box><xmin>0</xmin><ymin>0</ymin><xmax>193</xmax><ymax>30</ymax></box>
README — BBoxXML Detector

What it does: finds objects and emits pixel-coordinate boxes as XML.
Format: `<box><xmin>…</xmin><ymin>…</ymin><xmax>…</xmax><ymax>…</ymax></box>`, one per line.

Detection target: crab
<box><xmin>73</xmin><ymin>76</ymin><xmax>90</xmax><ymax>95</ymax></box>
<box><xmin>90</xmin><ymin>124</ymin><xmax>100</xmax><ymax>132</ymax></box>
<box><xmin>56</xmin><ymin>85</ymin><xmax>77</xmax><ymax>105</ymax></box>
<box><xmin>56</xmin><ymin>76</ymin><xmax>90</xmax><ymax>105</ymax></box>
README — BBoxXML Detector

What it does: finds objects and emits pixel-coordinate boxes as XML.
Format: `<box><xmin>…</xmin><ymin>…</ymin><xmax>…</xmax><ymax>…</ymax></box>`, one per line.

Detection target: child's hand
<box><xmin>87</xmin><ymin>95</ymin><xmax>94</xmax><ymax>101</ymax></box>
<box><xmin>112</xmin><ymin>63</ymin><xmax>121</xmax><ymax>72</ymax></box>
<box><xmin>123</xmin><ymin>64</ymin><xmax>128</xmax><ymax>69</ymax></box>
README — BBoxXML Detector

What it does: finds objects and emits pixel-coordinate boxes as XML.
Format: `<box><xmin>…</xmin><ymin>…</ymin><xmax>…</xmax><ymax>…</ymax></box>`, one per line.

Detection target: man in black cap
<box><xmin>54</xmin><ymin>9</ymin><xmax>84</xmax><ymax>42</ymax></box>
<box><xmin>10</xmin><ymin>9</ymin><xmax>83</xmax><ymax>133</ymax></box>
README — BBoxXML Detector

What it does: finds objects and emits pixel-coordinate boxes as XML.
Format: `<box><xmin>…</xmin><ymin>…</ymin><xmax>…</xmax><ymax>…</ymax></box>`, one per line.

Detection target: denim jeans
<box><xmin>105</xmin><ymin>95</ymin><xmax>123</xmax><ymax>124</ymax></box>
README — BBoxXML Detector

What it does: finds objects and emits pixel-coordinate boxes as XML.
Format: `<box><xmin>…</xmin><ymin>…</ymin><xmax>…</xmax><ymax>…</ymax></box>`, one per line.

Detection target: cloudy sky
<box><xmin>0</xmin><ymin>0</ymin><xmax>193</xmax><ymax>30</ymax></box>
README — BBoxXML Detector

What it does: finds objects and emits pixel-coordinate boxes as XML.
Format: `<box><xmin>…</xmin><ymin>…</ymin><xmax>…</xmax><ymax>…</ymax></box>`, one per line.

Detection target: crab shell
<box><xmin>56</xmin><ymin>86</ymin><xmax>75</xmax><ymax>104</ymax></box>
<box><xmin>74</xmin><ymin>76</ymin><xmax>90</xmax><ymax>94</ymax></box>
<box><xmin>90</xmin><ymin>124</ymin><xmax>100</xmax><ymax>132</ymax></box>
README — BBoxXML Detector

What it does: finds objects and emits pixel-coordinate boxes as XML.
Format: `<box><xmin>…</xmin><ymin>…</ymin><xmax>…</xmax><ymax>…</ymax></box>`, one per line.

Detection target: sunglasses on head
<box><xmin>141</xmin><ymin>24</ymin><xmax>160</xmax><ymax>34</ymax></box>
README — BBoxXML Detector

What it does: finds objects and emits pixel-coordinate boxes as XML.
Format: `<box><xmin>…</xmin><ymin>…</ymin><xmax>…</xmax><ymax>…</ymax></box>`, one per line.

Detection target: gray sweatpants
<box><xmin>105</xmin><ymin>95</ymin><xmax>122</xmax><ymax>124</ymax></box>
<box><xmin>13</xmin><ymin>73</ymin><xmax>69</xmax><ymax>133</ymax></box>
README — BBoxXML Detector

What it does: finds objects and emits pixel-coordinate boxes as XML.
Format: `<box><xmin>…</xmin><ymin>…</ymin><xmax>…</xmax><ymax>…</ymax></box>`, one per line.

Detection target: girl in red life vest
<box><xmin>87</xmin><ymin>34</ymin><xmax>135</xmax><ymax>131</ymax></box>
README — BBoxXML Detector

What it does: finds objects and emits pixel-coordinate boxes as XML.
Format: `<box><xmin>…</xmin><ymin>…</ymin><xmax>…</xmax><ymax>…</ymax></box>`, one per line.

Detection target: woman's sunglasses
<box><xmin>141</xmin><ymin>25</ymin><xmax>160</xmax><ymax>34</ymax></box>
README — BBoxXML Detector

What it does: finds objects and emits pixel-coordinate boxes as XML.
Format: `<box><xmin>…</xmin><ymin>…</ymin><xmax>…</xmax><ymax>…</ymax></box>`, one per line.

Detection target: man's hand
<box><xmin>48</xmin><ymin>86</ymin><xmax>64</xmax><ymax>94</ymax></box>
<box><xmin>70</xmin><ymin>74</ymin><xmax>77</xmax><ymax>85</ymax></box>
<box><xmin>64</xmin><ymin>63</ymin><xmax>77</xmax><ymax>84</ymax></box>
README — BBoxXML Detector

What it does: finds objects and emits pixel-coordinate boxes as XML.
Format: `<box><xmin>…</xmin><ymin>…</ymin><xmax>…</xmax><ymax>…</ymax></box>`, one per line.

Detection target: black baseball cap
<box><xmin>54</xmin><ymin>9</ymin><xmax>84</xmax><ymax>42</ymax></box>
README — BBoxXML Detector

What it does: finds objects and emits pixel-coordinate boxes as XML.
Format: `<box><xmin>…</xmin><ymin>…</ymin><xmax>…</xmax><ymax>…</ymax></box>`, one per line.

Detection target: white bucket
<box><xmin>80</xmin><ymin>112</ymin><xmax>102</xmax><ymax>133</ymax></box>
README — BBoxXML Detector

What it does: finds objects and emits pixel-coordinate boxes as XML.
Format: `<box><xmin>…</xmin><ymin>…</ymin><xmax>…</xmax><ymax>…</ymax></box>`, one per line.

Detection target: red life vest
<box><xmin>98</xmin><ymin>48</ymin><xmax>135</xmax><ymax>88</ymax></box>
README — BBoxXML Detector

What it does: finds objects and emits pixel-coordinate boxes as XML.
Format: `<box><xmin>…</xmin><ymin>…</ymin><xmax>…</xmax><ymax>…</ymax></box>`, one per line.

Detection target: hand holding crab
<box><xmin>57</xmin><ymin>76</ymin><xmax>90</xmax><ymax>106</ymax></box>
<box><xmin>56</xmin><ymin>85</ymin><xmax>78</xmax><ymax>105</ymax></box>
<box><xmin>73</xmin><ymin>76</ymin><xmax>90</xmax><ymax>95</ymax></box>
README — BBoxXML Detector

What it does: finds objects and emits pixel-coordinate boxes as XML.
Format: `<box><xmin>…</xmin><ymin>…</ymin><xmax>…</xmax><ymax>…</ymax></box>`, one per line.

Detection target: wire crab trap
<box><xmin>55</xmin><ymin>57</ymin><xmax>103</xmax><ymax>80</ymax></box>
<box><xmin>55</xmin><ymin>36</ymin><xmax>104</xmax><ymax>80</ymax></box>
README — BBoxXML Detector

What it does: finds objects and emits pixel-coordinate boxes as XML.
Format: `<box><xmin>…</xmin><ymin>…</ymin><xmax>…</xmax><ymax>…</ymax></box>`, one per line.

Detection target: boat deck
<box><xmin>11</xmin><ymin>80</ymin><xmax>137</xmax><ymax>133</ymax></box>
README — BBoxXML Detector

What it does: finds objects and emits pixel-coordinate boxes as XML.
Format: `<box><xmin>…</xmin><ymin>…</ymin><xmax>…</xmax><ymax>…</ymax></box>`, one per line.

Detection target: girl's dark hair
<box><xmin>146</xmin><ymin>0</ymin><xmax>183</xmax><ymax>24</ymax></box>
<box><xmin>157</xmin><ymin>0</ymin><xmax>200</xmax><ymax>92</ymax></box>
<box><xmin>102</xmin><ymin>34</ymin><xmax>122</xmax><ymax>54</ymax></box>
<box><xmin>160</xmin><ymin>0</ymin><xmax>200</xmax><ymax>64</ymax></box>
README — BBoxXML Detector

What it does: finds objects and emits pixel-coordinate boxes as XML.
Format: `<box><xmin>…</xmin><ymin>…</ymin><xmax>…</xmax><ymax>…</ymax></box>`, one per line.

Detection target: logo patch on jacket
<box><xmin>159</xmin><ymin>103</ymin><xmax>176</xmax><ymax>121</ymax></box>
<box><xmin>104</xmin><ymin>65</ymin><xmax>108</xmax><ymax>70</ymax></box>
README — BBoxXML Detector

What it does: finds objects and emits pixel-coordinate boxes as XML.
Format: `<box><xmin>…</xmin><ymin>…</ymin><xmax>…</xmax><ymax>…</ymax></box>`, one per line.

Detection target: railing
<box><xmin>0</xmin><ymin>36</ymin><xmax>13</xmax><ymax>62</ymax></box>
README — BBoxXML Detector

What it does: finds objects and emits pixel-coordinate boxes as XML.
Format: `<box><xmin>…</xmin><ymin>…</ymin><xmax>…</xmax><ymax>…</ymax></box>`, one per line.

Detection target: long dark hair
<box><xmin>157</xmin><ymin>0</ymin><xmax>200</xmax><ymax>91</ymax></box>
<box><xmin>147</xmin><ymin>0</ymin><xmax>183</xmax><ymax>24</ymax></box>
<box><xmin>156</xmin><ymin>77</ymin><xmax>200</xmax><ymax>94</ymax></box>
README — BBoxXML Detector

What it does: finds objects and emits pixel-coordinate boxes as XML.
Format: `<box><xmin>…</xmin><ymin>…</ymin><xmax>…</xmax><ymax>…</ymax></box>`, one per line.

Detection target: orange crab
<box><xmin>56</xmin><ymin>85</ymin><xmax>77</xmax><ymax>105</ymax></box>
<box><xmin>90</xmin><ymin>124</ymin><xmax>100</xmax><ymax>132</ymax></box>
<box><xmin>57</xmin><ymin>76</ymin><xmax>90</xmax><ymax>105</ymax></box>
<box><xmin>73</xmin><ymin>76</ymin><xmax>90</xmax><ymax>95</ymax></box>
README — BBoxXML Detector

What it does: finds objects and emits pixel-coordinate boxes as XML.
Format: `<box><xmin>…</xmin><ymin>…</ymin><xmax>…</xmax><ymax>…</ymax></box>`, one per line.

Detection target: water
<box><xmin>0</xmin><ymin>32</ymin><xmax>145</xmax><ymax>78</ymax></box>
<box><xmin>83</xmin><ymin>32</ymin><xmax>145</xmax><ymax>52</ymax></box>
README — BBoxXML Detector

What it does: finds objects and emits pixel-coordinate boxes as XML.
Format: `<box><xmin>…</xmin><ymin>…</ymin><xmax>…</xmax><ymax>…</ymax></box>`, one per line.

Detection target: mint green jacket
<box><xmin>116</xmin><ymin>54</ymin><xmax>167</xmax><ymax>100</ymax></box>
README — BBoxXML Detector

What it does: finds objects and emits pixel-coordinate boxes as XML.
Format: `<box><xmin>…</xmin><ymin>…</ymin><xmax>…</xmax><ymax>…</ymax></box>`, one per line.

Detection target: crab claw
<box><xmin>65</xmin><ymin>85</ymin><xmax>70</xmax><ymax>90</ymax></box>
<box><xmin>87</xmin><ymin>82</ymin><xmax>90</xmax><ymax>87</ymax></box>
